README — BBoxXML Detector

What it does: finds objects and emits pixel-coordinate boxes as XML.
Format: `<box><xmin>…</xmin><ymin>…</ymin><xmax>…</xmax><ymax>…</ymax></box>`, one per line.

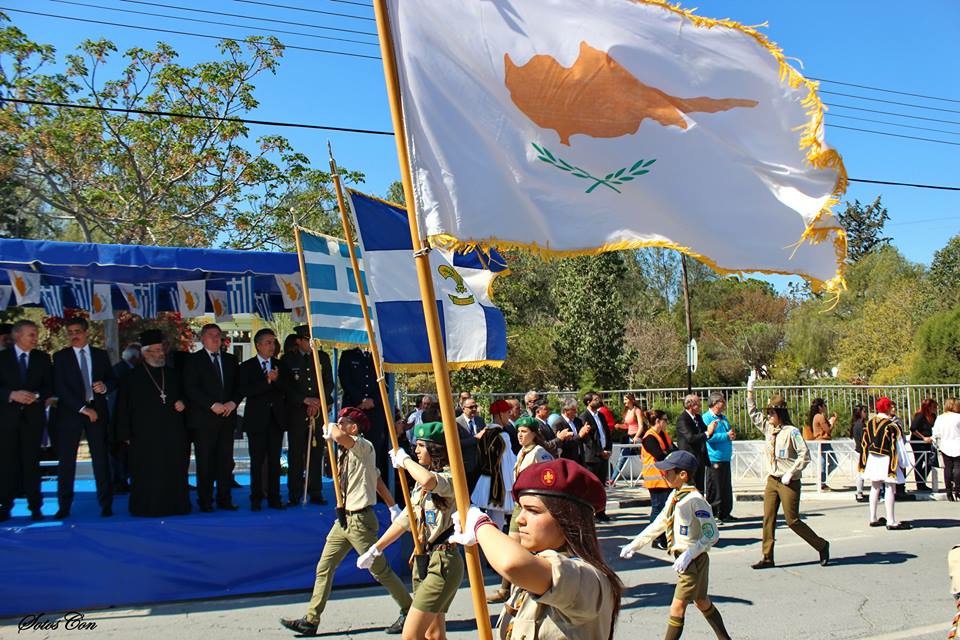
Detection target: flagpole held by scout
<box><xmin>294</xmin><ymin>226</ymin><xmax>346</xmax><ymax>528</ymax></box>
<box><xmin>327</xmin><ymin>143</ymin><xmax>425</xmax><ymax>561</ymax></box>
<box><xmin>372</xmin><ymin>1</ymin><xmax>493</xmax><ymax>637</ymax></box>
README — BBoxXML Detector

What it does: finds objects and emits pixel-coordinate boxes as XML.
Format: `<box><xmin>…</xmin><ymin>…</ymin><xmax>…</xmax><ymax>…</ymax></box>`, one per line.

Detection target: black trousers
<box><xmin>287</xmin><ymin>418</ymin><xmax>310</xmax><ymax>503</ymax></box>
<box><xmin>0</xmin><ymin>415</ymin><xmax>44</xmax><ymax>511</ymax></box>
<box><xmin>194</xmin><ymin>420</ymin><xmax>236</xmax><ymax>508</ymax></box>
<box><xmin>56</xmin><ymin>419</ymin><xmax>113</xmax><ymax>510</ymax></box>
<box><xmin>943</xmin><ymin>453</ymin><xmax>960</xmax><ymax>496</ymax></box>
<box><xmin>705</xmin><ymin>460</ymin><xmax>733</xmax><ymax>519</ymax></box>
<box><xmin>247</xmin><ymin>423</ymin><xmax>283</xmax><ymax>505</ymax></box>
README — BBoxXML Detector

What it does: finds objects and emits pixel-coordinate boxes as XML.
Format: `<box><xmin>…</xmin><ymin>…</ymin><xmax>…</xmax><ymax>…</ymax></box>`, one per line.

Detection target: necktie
<box><xmin>18</xmin><ymin>352</ymin><xmax>28</xmax><ymax>382</ymax></box>
<box><xmin>664</xmin><ymin>487</ymin><xmax>694</xmax><ymax>549</ymax></box>
<box><xmin>211</xmin><ymin>352</ymin><xmax>223</xmax><ymax>386</ymax></box>
<box><xmin>79</xmin><ymin>349</ymin><xmax>93</xmax><ymax>402</ymax></box>
<box><xmin>262</xmin><ymin>360</ymin><xmax>269</xmax><ymax>375</ymax></box>
<box><xmin>469</xmin><ymin>418</ymin><xmax>476</xmax><ymax>435</ymax></box>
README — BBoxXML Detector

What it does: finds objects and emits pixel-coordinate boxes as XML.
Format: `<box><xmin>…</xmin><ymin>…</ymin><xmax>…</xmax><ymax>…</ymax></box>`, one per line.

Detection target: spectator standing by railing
<box><xmin>703</xmin><ymin>392</ymin><xmax>735</xmax><ymax>524</ymax></box>
<box><xmin>808</xmin><ymin>398</ymin><xmax>838</xmax><ymax>491</ymax></box>
<box><xmin>910</xmin><ymin>399</ymin><xmax>938</xmax><ymax>493</ymax></box>
<box><xmin>933</xmin><ymin>398</ymin><xmax>960</xmax><ymax>501</ymax></box>
<box><xmin>851</xmin><ymin>404</ymin><xmax>868</xmax><ymax>502</ymax></box>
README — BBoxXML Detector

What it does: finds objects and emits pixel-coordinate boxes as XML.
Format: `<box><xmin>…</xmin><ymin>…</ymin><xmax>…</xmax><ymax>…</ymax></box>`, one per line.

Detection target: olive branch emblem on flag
<box><xmin>531</xmin><ymin>143</ymin><xmax>656</xmax><ymax>194</ymax></box>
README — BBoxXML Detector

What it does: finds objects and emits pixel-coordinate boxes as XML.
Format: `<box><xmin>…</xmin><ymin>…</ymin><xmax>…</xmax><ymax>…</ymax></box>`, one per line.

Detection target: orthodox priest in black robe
<box><xmin>114</xmin><ymin>330</ymin><xmax>191</xmax><ymax>517</ymax></box>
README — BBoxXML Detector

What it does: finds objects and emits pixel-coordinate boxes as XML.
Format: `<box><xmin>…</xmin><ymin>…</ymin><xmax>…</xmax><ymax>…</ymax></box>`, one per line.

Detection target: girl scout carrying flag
<box><xmin>620</xmin><ymin>450</ymin><xmax>731</xmax><ymax>640</ymax></box>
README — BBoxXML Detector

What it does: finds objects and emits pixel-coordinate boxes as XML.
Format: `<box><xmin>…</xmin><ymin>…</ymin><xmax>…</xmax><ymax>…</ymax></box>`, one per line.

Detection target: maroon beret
<box><xmin>338</xmin><ymin>406</ymin><xmax>370</xmax><ymax>433</ymax></box>
<box><xmin>512</xmin><ymin>458</ymin><xmax>606</xmax><ymax>514</ymax></box>
<box><xmin>489</xmin><ymin>399</ymin><xmax>511</xmax><ymax>415</ymax></box>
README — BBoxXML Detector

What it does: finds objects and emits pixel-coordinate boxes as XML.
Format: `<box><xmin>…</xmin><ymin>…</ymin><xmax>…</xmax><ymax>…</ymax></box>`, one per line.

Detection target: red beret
<box><xmin>512</xmin><ymin>458</ymin><xmax>606</xmax><ymax>513</ymax></box>
<box><xmin>338</xmin><ymin>406</ymin><xmax>370</xmax><ymax>433</ymax></box>
<box><xmin>875</xmin><ymin>397</ymin><xmax>893</xmax><ymax>414</ymax></box>
<box><xmin>489</xmin><ymin>399</ymin><xmax>511</xmax><ymax>415</ymax></box>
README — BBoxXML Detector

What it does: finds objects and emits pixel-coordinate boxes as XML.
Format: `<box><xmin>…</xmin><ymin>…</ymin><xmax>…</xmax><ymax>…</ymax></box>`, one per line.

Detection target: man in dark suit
<box><xmin>236</xmin><ymin>328</ymin><xmax>287</xmax><ymax>511</ymax></box>
<box><xmin>454</xmin><ymin>397</ymin><xmax>483</xmax><ymax>491</ymax></box>
<box><xmin>579</xmin><ymin>391</ymin><xmax>613</xmax><ymax>521</ymax></box>
<box><xmin>555</xmin><ymin>398</ymin><xmax>585</xmax><ymax>464</ymax></box>
<box><xmin>676</xmin><ymin>393</ymin><xmax>708</xmax><ymax>492</ymax></box>
<box><xmin>52</xmin><ymin>317</ymin><xmax>117</xmax><ymax>518</ymax></box>
<box><xmin>183</xmin><ymin>323</ymin><xmax>241</xmax><ymax>512</ymax></box>
<box><xmin>0</xmin><ymin>320</ymin><xmax>53</xmax><ymax>521</ymax></box>
<box><xmin>108</xmin><ymin>342</ymin><xmax>140</xmax><ymax>494</ymax></box>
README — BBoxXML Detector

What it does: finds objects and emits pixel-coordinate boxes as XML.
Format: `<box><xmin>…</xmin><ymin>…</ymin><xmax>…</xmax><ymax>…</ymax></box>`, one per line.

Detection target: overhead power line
<box><xmin>819</xmin><ymin>90</ymin><xmax>960</xmax><ymax>115</ymax></box>
<box><xmin>827</xmin><ymin>113</ymin><xmax>960</xmax><ymax>137</ymax></box>
<box><xmin>330</xmin><ymin>0</ymin><xmax>373</xmax><ymax>6</ymax></box>
<box><xmin>1</xmin><ymin>8</ymin><xmax>381</xmax><ymax>59</ymax></box>
<box><xmin>231</xmin><ymin>0</ymin><xmax>375</xmax><ymax>21</ymax></box>
<box><xmin>809</xmin><ymin>77</ymin><xmax>960</xmax><ymax>105</ymax></box>
<box><xmin>116</xmin><ymin>0</ymin><xmax>377</xmax><ymax>35</ymax></box>
<box><xmin>824</xmin><ymin>102</ymin><xmax>960</xmax><ymax>127</ymax></box>
<box><xmin>47</xmin><ymin>0</ymin><xmax>378</xmax><ymax>46</ymax></box>
<box><xmin>827</xmin><ymin>123</ymin><xmax>960</xmax><ymax>147</ymax></box>
<box><xmin>4</xmin><ymin>98</ymin><xmax>958</xmax><ymax>192</ymax></box>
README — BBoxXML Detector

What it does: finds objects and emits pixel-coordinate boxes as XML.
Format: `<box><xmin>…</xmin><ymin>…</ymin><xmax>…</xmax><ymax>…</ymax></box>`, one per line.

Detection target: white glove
<box><xmin>389</xmin><ymin>504</ymin><xmax>402</xmax><ymax>522</ymax></box>
<box><xmin>746</xmin><ymin>369</ymin><xmax>757</xmax><ymax>391</ymax></box>
<box><xmin>620</xmin><ymin>542</ymin><xmax>639</xmax><ymax>559</ymax></box>
<box><xmin>672</xmin><ymin>549</ymin><xmax>694</xmax><ymax>573</ymax></box>
<box><xmin>448</xmin><ymin>506</ymin><xmax>491</xmax><ymax>547</ymax></box>
<box><xmin>322</xmin><ymin>422</ymin><xmax>335</xmax><ymax>441</ymax></box>
<box><xmin>389</xmin><ymin>447</ymin><xmax>412</xmax><ymax>469</ymax></box>
<box><xmin>356</xmin><ymin>545</ymin><xmax>382</xmax><ymax>570</ymax></box>
<box><xmin>781</xmin><ymin>472</ymin><xmax>793</xmax><ymax>485</ymax></box>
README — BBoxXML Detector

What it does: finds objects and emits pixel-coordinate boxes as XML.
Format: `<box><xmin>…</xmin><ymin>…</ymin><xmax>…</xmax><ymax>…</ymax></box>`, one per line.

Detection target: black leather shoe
<box><xmin>251</xmin><ymin>503</ymin><xmax>262</xmax><ymax>512</ymax></box>
<box><xmin>218</xmin><ymin>503</ymin><xmax>239</xmax><ymax>511</ymax></box>
<box><xmin>819</xmin><ymin>541</ymin><xmax>830</xmax><ymax>567</ymax></box>
<box><xmin>751</xmin><ymin>559</ymin><xmax>775</xmax><ymax>570</ymax></box>
<box><xmin>855</xmin><ymin>494</ymin><xmax>867</xmax><ymax>502</ymax></box>
<box><xmin>268</xmin><ymin>501</ymin><xmax>286</xmax><ymax>510</ymax></box>
<box><xmin>309</xmin><ymin>496</ymin><xmax>327</xmax><ymax>505</ymax></box>
<box><xmin>887</xmin><ymin>522</ymin><xmax>912</xmax><ymax>530</ymax></box>
<box><xmin>279</xmin><ymin>616</ymin><xmax>318</xmax><ymax>636</ymax></box>
<box><xmin>199</xmin><ymin>505</ymin><xmax>214</xmax><ymax>513</ymax></box>
<box><xmin>869</xmin><ymin>518</ymin><xmax>887</xmax><ymax>527</ymax></box>
<box><xmin>55</xmin><ymin>509</ymin><xmax>71</xmax><ymax>520</ymax></box>
<box><xmin>384</xmin><ymin>612</ymin><xmax>406</xmax><ymax>635</ymax></box>
<box><xmin>595</xmin><ymin>512</ymin><xmax>611</xmax><ymax>522</ymax></box>
<box><xmin>30</xmin><ymin>509</ymin><xmax>43</xmax><ymax>521</ymax></box>
<box><xmin>101</xmin><ymin>506</ymin><xmax>113</xmax><ymax>517</ymax></box>
<box><xmin>652</xmin><ymin>539</ymin><xmax>668</xmax><ymax>551</ymax></box>
<box><xmin>286</xmin><ymin>499</ymin><xmax>301</xmax><ymax>508</ymax></box>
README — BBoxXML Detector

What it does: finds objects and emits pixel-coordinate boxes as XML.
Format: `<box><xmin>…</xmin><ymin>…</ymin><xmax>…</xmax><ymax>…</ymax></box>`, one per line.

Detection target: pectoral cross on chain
<box><xmin>160</xmin><ymin>390</ymin><xmax>167</xmax><ymax>405</ymax></box>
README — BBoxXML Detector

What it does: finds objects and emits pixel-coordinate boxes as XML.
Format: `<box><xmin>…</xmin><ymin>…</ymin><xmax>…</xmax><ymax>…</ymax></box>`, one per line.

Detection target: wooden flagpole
<box><xmin>371</xmin><ymin>1</ymin><xmax>493</xmax><ymax>636</ymax></box>
<box><xmin>294</xmin><ymin>225</ymin><xmax>344</xmax><ymax>518</ymax></box>
<box><xmin>327</xmin><ymin>146</ymin><xmax>423</xmax><ymax>557</ymax></box>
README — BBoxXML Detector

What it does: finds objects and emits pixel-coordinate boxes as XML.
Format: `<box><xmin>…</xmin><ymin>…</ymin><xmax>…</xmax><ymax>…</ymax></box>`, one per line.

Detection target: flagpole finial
<box><xmin>327</xmin><ymin>140</ymin><xmax>334</xmax><ymax>161</ymax></box>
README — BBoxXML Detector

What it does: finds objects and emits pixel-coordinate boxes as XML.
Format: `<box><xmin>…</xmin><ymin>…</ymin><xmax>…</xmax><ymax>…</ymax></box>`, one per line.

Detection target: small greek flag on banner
<box><xmin>117</xmin><ymin>283</ymin><xmax>157</xmax><ymax>318</ymax></box>
<box><xmin>254</xmin><ymin>292</ymin><xmax>274</xmax><ymax>321</ymax></box>
<box><xmin>65</xmin><ymin>277</ymin><xmax>94</xmax><ymax>312</ymax></box>
<box><xmin>40</xmin><ymin>285</ymin><xmax>65</xmax><ymax>317</ymax></box>
<box><xmin>226</xmin><ymin>276</ymin><xmax>255</xmax><ymax>315</ymax></box>
<box><xmin>299</xmin><ymin>230</ymin><xmax>371</xmax><ymax>346</ymax></box>
<box><xmin>345</xmin><ymin>190</ymin><xmax>508</xmax><ymax>371</ymax></box>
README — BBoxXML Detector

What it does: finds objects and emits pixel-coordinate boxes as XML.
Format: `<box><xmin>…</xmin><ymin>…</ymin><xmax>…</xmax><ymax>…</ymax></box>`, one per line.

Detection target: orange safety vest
<box><xmin>641</xmin><ymin>430</ymin><xmax>673</xmax><ymax>490</ymax></box>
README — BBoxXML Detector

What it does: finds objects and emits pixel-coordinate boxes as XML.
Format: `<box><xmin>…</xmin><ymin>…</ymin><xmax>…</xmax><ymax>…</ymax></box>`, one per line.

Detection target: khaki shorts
<box><xmin>508</xmin><ymin>504</ymin><xmax>522</xmax><ymax>534</ymax></box>
<box><xmin>674</xmin><ymin>552</ymin><xmax>709</xmax><ymax>603</ymax></box>
<box><xmin>411</xmin><ymin>546</ymin><xmax>465</xmax><ymax>613</ymax></box>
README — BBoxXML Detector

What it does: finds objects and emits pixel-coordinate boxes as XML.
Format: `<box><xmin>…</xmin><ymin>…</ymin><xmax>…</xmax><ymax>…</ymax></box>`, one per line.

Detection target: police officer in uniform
<box><xmin>621</xmin><ymin>450</ymin><xmax>730</xmax><ymax>640</ymax></box>
<box><xmin>339</xmin><ymin>347</ymin><xmax>388</xmax><ymax>482</ymax></box>
<box><xmin>281</xmin><ymin>326</ymin><xmax>332</xmax><ymax>506</ymax></box>
<box><xmin>279</xmin><ymin>407</ymin><xmax>410</xmax><ymax>636</ymax></box>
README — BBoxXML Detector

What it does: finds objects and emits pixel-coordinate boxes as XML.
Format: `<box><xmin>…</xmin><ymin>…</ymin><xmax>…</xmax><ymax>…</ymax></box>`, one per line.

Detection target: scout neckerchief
<box><xmin>338</xmin><ymin>446</ymin><xmax>349</xmax><ymax>508</ymax></box>
<box><xmin>766</xmin><ymin>422</ymin><xmax>782</xmax><ymax>469</ymax></box>
<box><xmin>665</xmin><ymin>486</ymin><xmax>695</xmax><ymax>549</ymax></box>
<box><xmin>415</xmin><ymin>484</ymin><xmax>430</xmax><ymax>549</ymax></box>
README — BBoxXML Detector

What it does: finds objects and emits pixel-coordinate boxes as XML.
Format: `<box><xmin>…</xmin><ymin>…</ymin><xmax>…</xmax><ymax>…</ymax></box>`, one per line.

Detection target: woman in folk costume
<box><xmin>745</xmin><ymin>370</ymin><xmax>830</xmax><ymax>570</ymax></box>
<box><xmin>357</xmin><ymin>422</ymin><xmax>464</xmax><ymax>640</ymax></box>
<box><xmin>471</xmin><ymin>399</ymin><xmax>518</xmax><ymax>531</ymax></box>
<box><xmin>451</xmin><ymin>458</ymin><xmax>623</xmax><ymax>640</ymax></box>
<box><xmin>858</xmin><ymin>396</ymin><xmax>912</xmax><ymax>530</ymax></box>
<box><xmin>487</xmin><ymin>416</ymin><xmax>554</xmax><ymax>604</ymax></box>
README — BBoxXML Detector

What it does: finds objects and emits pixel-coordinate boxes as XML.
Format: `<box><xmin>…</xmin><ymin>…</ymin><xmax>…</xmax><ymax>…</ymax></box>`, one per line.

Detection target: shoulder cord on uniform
<box><xmin>947</xmin><ymin>596</ymin><xmax>959</xmax><ymax>639</ymax></box>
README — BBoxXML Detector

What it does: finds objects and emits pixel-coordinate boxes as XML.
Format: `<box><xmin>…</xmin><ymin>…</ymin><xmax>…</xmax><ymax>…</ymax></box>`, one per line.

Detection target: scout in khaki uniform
<box><xmin>280</xmin><ymin>407</ymin><xmax>410</xmax><ymax>637</ymax></box>
<box><xmin>357</xmin><ymin>421</ymin><xmax>464</xmax><ymax>640</ymax></box>
<box><xmin>620</xmin><ymin>450</ymin><xmax>730</xmax><ymax>640</ymax></box>
<box><xmin>451</xmin><ymin>457</ymin><xmax>623</xmax><ymax>640</ymax></box>
<box><xmin>745</xmin><ymin>370</ymin><xmax>830</xmax><ymax>569</ymax></box>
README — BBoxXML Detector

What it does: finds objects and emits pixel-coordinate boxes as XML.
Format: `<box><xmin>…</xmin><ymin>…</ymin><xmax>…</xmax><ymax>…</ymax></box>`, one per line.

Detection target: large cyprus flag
<box><xmin>385</xmin><ymin>0</ymin><xmax>848</xmax><ymax>292</ymax></box>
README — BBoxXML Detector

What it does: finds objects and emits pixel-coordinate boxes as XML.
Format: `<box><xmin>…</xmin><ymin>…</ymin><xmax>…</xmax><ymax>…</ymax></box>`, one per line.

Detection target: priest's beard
<box><xmin>143</xmin><ymin>352</ymin><xmax>166</xmax><ymax>368</ymax></box>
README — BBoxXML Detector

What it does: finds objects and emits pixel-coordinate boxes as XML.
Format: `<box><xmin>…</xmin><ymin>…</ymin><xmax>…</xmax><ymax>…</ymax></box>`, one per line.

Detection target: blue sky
<box><xmin>5</xmin><ymin>0</ymin><xmax>959</xmax><ymax>282</ymax></box>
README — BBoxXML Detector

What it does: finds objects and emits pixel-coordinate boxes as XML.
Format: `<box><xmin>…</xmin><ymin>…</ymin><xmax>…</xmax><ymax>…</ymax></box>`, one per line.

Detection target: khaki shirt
<box><xmin>747</xmin><ymin>393</ymin><xmax>811</xmax><ymax>478</ymax></box>
<box><xmin>497</xmin><ymin>550</ymin><xmax>613</xmax><ymax>640</ymax></box>
<box><xmin>338</xmin><ymin>436</ymin><xmax>378</xmax><ymax>512</ymax></box>
<box><xmin>514</xmin><ymin>444</ymin><xmax>553</xmax><ymax>480</ymax></box>
<box><xmin>627</xmin><ymin>488</ymin><xmax>718</xmax><ymax>558</ymax></box>
<box><xmin>395</xmin><ymin>470</ymin><xmax>455</xmax><ymax>544</ymax></box>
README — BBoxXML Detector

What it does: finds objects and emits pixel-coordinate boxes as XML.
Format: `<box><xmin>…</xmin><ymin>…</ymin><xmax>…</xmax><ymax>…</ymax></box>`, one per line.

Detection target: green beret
<box><xmin>514</xmin><ymin>416</ymin><xmax>537</xmax><ymax>429</ymax></box>
<box><xmin>414</xmin><ymin>421</ymin><xmax>445</xmax><ymax>444</ymax></box>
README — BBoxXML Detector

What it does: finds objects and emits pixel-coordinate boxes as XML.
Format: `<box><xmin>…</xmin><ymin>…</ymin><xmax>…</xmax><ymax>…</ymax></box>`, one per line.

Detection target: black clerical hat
<box><xmin>139</xmin><ymin>329</ymin><xmax>164</xmax><ymax>347</ymax></box>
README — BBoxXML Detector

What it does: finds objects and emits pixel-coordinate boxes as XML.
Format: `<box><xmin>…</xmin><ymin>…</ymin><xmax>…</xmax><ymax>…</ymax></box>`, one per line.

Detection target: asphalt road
<box><xmin>5</xmin><ymin>496</ymin><xmax>957</xmax><ymax>639</ymax></box>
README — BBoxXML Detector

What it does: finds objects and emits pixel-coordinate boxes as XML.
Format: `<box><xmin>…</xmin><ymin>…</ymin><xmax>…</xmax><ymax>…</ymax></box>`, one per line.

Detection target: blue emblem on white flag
<box><xmin>346</xmin><ymin>190</ymin><xmax>508</xmax><ymax>371</ymax></box>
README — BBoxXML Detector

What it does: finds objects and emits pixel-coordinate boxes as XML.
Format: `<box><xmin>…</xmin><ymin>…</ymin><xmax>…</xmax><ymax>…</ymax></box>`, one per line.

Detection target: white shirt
<box><xmin>589</xmin><ymin>409</ymin><xmax>607</xmax><ymax>448</ymax></box>
<box><xmin>13</xmin><ymin>344</ymin><xmax>30</xmax><ymax>365</ymax></box>
<box><xmin>257</xmin><ymin>355</ymin><xmax>272</xmax><ymax>373</ymax></box>
<box><xmin>934</xmin><ymin>412</ymin><xmax>960</xmax><ymax>458</ymax></box>
<box><xmin>73</xmin><ymin>344</ymin><xmax>94</xmax><ymax>403</ymax></box>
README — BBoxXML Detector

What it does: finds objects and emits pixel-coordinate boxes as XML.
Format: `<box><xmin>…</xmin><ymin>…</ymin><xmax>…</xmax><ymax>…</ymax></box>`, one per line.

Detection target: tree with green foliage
<box><xmin>0</xmin><ymin>16</ymin><xmax>359</xmax><ymax>249</ymax></box>
<box><xmin>775</xmin><ymin>300</ymin><xmax>839</xmax><ymax>381</ymax></box>
<box><xmin>837</xmin><ymin>196</ymin><xmax>890</xmax><ymax>263</ymax></box>
<box><xmin>928</xmin><ymin>234</ymin><xmax>960</xmax><ymax>310</ymax></box>
<box><xmin>911</xmin><ymin>306</ymin><xmax>960</xmax><ymax>383</ymax></box>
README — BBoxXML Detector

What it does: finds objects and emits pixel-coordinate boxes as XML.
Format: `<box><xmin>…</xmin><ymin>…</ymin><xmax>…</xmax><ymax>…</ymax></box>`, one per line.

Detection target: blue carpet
<box><xmin>0</xmin><ymin>475</ymin><xmax>410</xmax><ymax>617</ymax></box>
